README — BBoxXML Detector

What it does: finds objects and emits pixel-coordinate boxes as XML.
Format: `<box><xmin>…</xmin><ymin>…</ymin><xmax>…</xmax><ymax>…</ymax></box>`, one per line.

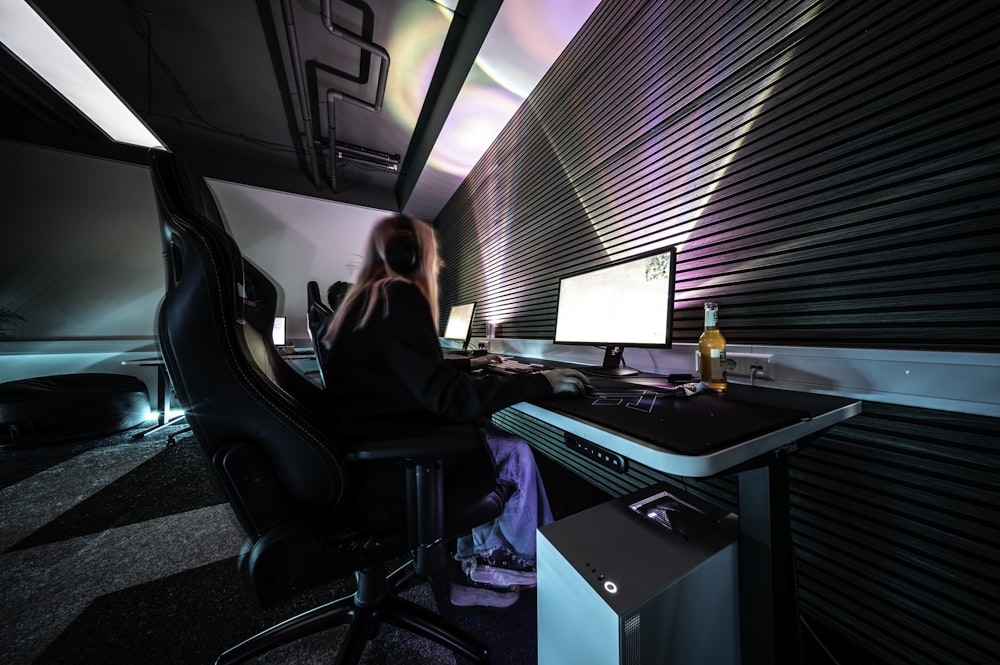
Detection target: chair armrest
<box><xmin>345</xmin><ymin>423</ymin><xmax>482</xmax><ymax>463</ymax></box>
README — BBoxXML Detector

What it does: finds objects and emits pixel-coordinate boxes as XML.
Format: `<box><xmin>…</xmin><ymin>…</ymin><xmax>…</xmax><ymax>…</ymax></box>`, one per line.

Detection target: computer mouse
<box><xmin>581</xmin><ymin>383</ymin><xmax>596</xmax><ymax>396</ymax></box>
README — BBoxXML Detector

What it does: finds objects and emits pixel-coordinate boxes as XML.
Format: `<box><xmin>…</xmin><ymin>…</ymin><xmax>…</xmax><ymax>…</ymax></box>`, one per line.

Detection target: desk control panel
<box><xmin>565</xmin><ymin>432</ymin><xmax>628</xmax><ymax>473</ymax></box>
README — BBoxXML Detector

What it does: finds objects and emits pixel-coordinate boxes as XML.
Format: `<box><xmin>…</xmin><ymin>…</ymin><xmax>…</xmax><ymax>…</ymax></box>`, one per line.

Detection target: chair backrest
<box><xmin>306</xmin><ymin>281</ymin><xmax>334</xmax><ymax>388</ymax></box>
<box><xmin>149</xmin><ymin>149</ymin><xmax>346</xmax><ymax>537</ymax></box>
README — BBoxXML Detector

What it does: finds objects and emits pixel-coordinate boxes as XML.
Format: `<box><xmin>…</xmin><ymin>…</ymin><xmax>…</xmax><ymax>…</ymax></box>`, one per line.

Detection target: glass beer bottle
<box><xmin>698</xmin><ymin>302</ymin><xmax>727</xmax><ymax>392</ymax></box>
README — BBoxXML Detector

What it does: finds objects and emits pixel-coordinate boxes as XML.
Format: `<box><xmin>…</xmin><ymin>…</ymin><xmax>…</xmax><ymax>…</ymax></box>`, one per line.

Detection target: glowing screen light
<box><xmin>476</xmin><ymin>0</ymin><xmax>599</xmax><ymax>98</ymax></box>
<box><xmin>387</xmin><ymin>0</ymin><xmax>601</xmax><ymax>179</ymax></box>
<box><xmin>435</xmin><ymin>0</ymin><xmax>602</xmax><ymax>173</ymax></box>
<box><xmin>427</xmin><ymin>84</ymin><xmax>523</xmax><ymax>176</ymax></box>
<box><xmin>385</xmin><ymin>4</ymin><xmax>451</xmax><ymax>133</ymax></box>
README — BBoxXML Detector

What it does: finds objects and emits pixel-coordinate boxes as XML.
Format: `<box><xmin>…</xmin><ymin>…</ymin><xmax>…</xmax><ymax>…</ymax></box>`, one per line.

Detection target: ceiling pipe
<box><xmin>319</xmin><ymin>1</ymin><xmax>392</xmax><ymax>192</ymax></box>
<box><xmin>277</xmin><ymin>0</ymin><xmax>390</xmax><ymax>191</ymax></box>
<box><xmin>327</xmin><ymin>89</ymin><xmax>399</xmax><ymax>167</ymax></box>
<box><xmin>278</xmin><ymin>0</ymin><xmax>322</xmax><ymax>189</ymax></box>
<box><xmin>320</xmin><ymin>0</ymin><xmax>389</xmax><ymax>113</ymax></box>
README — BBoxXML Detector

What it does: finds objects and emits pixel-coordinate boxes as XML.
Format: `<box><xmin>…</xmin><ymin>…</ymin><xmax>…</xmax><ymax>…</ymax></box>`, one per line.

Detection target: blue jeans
<box><xmin>455</xmin><ymin>420</ymin><xmax>554</xmax><ymax>564</ymax></box>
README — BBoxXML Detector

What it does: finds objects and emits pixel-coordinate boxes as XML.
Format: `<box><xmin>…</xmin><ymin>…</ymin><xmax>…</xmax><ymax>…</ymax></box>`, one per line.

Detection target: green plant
<box><xmin>0</xmin><ymin>307</ymin><xmax>26</xmax><ymax>336</ymax></box>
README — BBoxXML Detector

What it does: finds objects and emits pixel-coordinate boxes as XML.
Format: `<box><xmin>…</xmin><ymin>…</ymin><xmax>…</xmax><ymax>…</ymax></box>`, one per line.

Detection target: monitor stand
<box><xmin>585</xmin><ymin>346</ymin><xmax>639</xmax><ymax>377</ymax></box>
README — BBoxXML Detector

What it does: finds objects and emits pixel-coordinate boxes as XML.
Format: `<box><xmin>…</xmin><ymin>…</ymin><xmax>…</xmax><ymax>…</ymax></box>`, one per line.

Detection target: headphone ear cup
<box><xmin>385</xmin><ymin>235</ymin><xmax>418</xmax><ymax>274</ymax></box>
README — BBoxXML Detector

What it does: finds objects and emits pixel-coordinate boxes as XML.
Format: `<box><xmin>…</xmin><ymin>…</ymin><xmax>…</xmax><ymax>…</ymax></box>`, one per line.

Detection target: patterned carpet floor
<box><xmin>1</xmin><ymin>421</ymin><xmax>597</xmax><ymax>665</ymax></box>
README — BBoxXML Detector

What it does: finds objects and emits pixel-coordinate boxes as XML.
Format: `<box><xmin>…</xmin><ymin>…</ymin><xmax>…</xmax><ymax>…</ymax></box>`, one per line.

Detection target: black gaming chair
<box><xmin>148</xmin><ymin>149</ymin><xmax>504</xmax><ymax>664</ymax></box>
<box><xmin>307</xmin><ymin>280</ymin><xmax>334</xmax><ymax>389</ymax></box>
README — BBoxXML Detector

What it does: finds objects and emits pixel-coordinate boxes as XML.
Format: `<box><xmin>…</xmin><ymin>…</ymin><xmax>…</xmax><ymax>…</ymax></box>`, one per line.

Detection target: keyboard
<box><xmin>487</xmin><ymin>358</ymin><xmax>552</xmax><ymax>375</ymax></box>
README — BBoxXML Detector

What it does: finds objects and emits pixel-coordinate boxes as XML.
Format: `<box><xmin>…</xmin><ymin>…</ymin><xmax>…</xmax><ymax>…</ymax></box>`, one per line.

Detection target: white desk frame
<box><xmin>513</xmin><ymin>388</ymin><xmax>862</xmax><ymax>665</ymax></box>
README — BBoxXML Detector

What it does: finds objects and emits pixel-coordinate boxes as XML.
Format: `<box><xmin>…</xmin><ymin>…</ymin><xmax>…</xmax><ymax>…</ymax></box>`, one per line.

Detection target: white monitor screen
<box><xmin>272</xmin><ymin>316</ymin><xmax>286</xmax><ymax>346</ymax></box>
<box><xmin>443</xmin><ymin>302</ymin><xmax>476</xmax><ymax>345</ymax></box>
<box><xmin>554</xmin><ymin>247</ymin><xmax>676</xmax><ymax>347</ymax></box>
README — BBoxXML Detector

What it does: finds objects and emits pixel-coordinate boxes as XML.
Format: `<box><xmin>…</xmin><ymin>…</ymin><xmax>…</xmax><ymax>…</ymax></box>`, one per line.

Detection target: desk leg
<box><xmin>738</xmin><ymin>458</ymin><xmax>800</xmax><ymax>665</ymax></box>
<box><xmin>156</xmin><ymin>365</ymin><xmax>171</xmax><ymax>425</ymax></box>
<box><xmin>133</xmin><ymin>364</ymin><xmax>179</xmax><ymax>440</ymax></box>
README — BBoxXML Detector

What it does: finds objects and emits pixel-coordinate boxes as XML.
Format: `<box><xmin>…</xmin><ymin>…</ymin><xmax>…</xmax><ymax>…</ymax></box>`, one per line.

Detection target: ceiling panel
<box><xmin>1</xmin><ymin>0</ymin><xmax>601</xmax><ymax>219</ymax></box>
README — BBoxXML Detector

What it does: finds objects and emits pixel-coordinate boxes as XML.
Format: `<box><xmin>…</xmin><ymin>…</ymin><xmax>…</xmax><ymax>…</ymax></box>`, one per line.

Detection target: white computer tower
<box><xmin>537</xmin><ymin>483</ymin><xmax>739</xmax><ymax>665</ymax></box>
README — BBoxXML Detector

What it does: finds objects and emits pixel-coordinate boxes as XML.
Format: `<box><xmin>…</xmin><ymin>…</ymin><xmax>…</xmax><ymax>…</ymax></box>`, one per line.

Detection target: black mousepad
<box><xmin>537</xmin><ymin>378</ymin><xmax>810</xmax><ymax>456</ymax></box>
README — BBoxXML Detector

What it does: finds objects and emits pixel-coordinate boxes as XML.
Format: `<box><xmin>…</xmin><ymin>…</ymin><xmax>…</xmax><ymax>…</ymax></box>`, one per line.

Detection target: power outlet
<box><xmin>469</xmin><ymin>338</ymin><xmax>490</xmax><ymax>351</ymax></box>
<box><xmin>726</xmin><ymin>352</ymin><xmax>773</xmax><ymax>379</ymax></box>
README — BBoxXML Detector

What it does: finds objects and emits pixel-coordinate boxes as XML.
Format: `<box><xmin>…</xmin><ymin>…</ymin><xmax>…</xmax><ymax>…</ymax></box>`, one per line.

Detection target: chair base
<box><xmin>217</xmin><ymin>562</ymin><xmax>489</xmax><ymax>665</ymax></box>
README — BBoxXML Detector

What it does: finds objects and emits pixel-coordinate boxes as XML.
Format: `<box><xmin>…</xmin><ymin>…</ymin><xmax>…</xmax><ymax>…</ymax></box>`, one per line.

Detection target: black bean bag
<box><xmin>0</xmin><ymin>373</ymin><xmax>150</xmax><ymax>446</ymax></box>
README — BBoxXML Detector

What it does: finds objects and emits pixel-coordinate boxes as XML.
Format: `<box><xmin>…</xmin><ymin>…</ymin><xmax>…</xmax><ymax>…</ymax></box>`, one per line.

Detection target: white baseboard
<box><xmin>461</xmin><ymin>338</ymin><xmax>1000</xmax><ymax>419</ymax></box>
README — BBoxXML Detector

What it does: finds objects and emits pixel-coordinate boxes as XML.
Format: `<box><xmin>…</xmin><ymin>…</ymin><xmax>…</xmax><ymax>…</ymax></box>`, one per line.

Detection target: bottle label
<box><xmin>695</xmin><ymin>348</ymin><xmax>727</xmax><ymax>381</ymax></box>
<box><xmin>705</xmin><ymin>309</ymin><xmax>718</xmax><ymax>327</ymax></box>
<box><xmin>709</xmin><ymin>349</ymin><xmax>726</xmax><ymax>380</ymax></box>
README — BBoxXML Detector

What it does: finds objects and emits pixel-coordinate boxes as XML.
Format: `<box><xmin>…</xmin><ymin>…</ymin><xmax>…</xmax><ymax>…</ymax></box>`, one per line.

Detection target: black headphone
<box><xmin>384</xmin><ymin>215</ymin><xmax>420</xmax><ymax>275</ymax></box>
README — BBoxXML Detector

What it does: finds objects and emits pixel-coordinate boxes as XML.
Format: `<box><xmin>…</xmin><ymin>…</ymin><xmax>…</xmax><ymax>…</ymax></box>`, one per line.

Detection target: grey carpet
<box><xmin>0</xmin><ymin>420</ymin><xmax>613</xmax><ymax>664</ymax></box>
<box><xmin>0</xmin><ymin>425</ymin><xmax>461</xmax><ymax>664</ymax></box>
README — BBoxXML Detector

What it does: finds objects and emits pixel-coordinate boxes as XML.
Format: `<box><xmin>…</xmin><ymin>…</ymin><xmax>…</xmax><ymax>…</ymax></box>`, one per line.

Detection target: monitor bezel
<box><xmin>553</xmin><ymin>246</ymin><xmax>677</xmax><ymax>349</ymax></box>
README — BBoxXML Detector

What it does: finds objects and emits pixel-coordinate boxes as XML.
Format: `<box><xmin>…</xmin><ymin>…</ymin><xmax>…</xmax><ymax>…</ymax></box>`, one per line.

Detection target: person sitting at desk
<box><xmin>327</xmin><ymin>280</ymin><xmax>351</xmax><ymax>310</ymax></box>
<box><xmin>321</xmin><ymin>213</ymin><xmax>588</xmax><ymax>608</ymax></box>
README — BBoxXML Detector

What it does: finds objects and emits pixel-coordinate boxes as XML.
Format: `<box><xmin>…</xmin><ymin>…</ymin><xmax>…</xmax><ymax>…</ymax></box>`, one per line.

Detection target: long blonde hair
<box><xmin>321</xmin><ymin>214</ymin><xmax>441</xmax><ymax>346</ymax></box>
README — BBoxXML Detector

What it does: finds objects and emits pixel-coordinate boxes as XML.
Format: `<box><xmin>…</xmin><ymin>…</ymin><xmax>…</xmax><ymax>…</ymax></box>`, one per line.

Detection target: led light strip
<box><xmin>0</xmin><ymin>0</ymin><xmax>165</xmax><ymax>149</ymax></box>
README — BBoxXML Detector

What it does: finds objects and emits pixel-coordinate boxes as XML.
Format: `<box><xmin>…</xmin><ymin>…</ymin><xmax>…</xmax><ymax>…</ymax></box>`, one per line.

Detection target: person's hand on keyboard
<box><xmin>541</xmin><ymin>368</ymin><xmax>591</xmax><ymax>396</ymax></box>
<box><xmin>469</xmin><ymin>353</ymin><xmax>502</xmax><ymax>370</ymax></box>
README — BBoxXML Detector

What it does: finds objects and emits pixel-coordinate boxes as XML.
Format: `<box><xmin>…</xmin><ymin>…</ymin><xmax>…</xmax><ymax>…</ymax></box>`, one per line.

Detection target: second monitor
<box><xmin>554</xmin><ymin>247</ymin><xmax>677</xmax><ymax>376</ymax></box>
<box><xmin>442</xmin><ymin>302</ymin><xmax>477</xmax><ymax>352</ymax></box>
<box><xmin>272</xmin><ymin>315</ymin><xmax>287</xmax><ymax>346</ymax></box>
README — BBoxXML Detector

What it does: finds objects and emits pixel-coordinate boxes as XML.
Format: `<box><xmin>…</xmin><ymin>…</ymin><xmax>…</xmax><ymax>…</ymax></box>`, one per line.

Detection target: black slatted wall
<box><xmin>435</xmin><ymin>0</ymin><xmax>1000</xmax><ymax>351</ymax></box>
<box><xmin>789</xmin><ymin>402</ymin><xmax>1000</xmax><ymax>664</ymax></box>
<box><xmin>432</xmin><ymin>1</ymin><xmax>1000</xmax><ymax>663</ymax></box>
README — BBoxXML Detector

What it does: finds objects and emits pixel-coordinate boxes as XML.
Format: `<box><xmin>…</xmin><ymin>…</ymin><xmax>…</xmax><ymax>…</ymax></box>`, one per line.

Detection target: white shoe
<box><xmin>464</xmin><ymin>550</ymin><xmax>537</xmax><ymax>588</ymax></box>
<box><xmin>449</xmin><ymin>581</ymin><xmax>521</xmax><ymax>608</ymax></box>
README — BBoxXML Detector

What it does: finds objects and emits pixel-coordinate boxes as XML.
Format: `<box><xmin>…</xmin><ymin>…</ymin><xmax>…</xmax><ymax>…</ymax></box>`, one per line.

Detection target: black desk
<box><xmin>513</xmin><ymin>378</ymin><xmax>861</xmax><ymax>665</ymax></box>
